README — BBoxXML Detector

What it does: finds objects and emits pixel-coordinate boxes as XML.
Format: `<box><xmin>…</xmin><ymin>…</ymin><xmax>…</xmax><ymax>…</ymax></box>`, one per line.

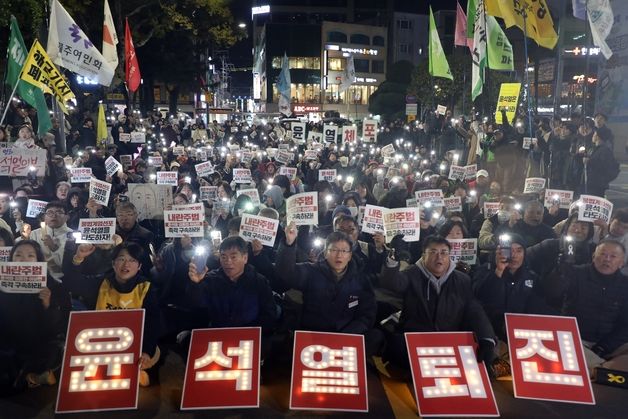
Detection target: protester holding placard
<box><xmin>277</xmin><ymin>224</ymin><xmax>381</xmax><ymax>356</ymax></box>
<box><xmin>380</xmin><ymin>235</ymin><xmax>496</xmax><ymax>369</ymax></box>
<box><xmin>478</xmin><ymin>196</ymin><xmax>521</xmax><ymax>262</ymax></box>
<box><xmin>262</xmin><ymin>185</ymin><xmax>286</xmax><ymax>222</ymax></box>
<box><xmin>64</xmin><ymin>242</ymin><xmax>160</xmax><ymax>386</ymax></box>
<box><xmin>0</xmin><ymin>240</ymin><xmax>70</xmax><ymax>391</ymax></box>
<box><xmin>29</xmin><ymin>201</ymin><xmax>73</xmax><ymax>281</ymax></box>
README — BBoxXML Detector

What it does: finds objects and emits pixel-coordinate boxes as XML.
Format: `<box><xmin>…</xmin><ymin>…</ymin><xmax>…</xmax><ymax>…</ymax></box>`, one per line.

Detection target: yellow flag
<box><xmin>97</xmin><ymin>104</ymin><xmax>108</xmax><ymax>148</ymax></box>
<box><xmin>485</xmin><ymin>0</ymin><xmax>558</xmax><ymax>49</ymax></box>
<box><xmin>20</xmin><ymin>39</ymin><xmax>75</xmax><ymax>107</ymax></box>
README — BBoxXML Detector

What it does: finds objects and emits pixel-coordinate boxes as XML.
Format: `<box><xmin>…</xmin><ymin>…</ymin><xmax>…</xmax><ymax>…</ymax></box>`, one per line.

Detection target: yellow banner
<box><xmin>485</xmin><ymin>0</ymin><xmax>558</xmax><ymax>49</ymax></box>
<box><xmin>20</xmin><ymin>39</ymin><xmax>75</xmax><ymax>106</ymax></box>
<box><xmin>495</xmin><ymin>82</ymin><xmax>521</xmax><ymax>124</ymax></box>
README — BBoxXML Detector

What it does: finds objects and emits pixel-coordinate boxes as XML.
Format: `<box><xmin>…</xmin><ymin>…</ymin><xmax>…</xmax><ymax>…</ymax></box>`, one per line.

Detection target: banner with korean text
<box><xmin>383</xmin><ymin>207</ymin><xmax>421</xmax><ymax>243</ymax></box>
<box><xmin>286</xmin><ymin>192</ymin><xmax>318</xmax><ymax>226</ymax></box>
<box><xmin>76</xmin><ymin>218</ymin><xmax>116</xmax><ymax>244</ymax></box>
<box><xmin>239</xmin><ymin>214</ymin><xmax>279</xmax><ymax>247</ymax></box>
<box><xmin>505</xmin><ymin>313</ymin><xmax>594</xmax><ymax>404</ymax></box>
<box><xmin>164</xmin><ymin>207</ymin><xmax>204</xmax><ymax>238</ymax></box>
<box><xmin>0</xmin><ymin>262</ymin><xmax>47</xmax><ymax>294</ymax></box>
<box><xmin>290</xmin><ymin>331</ymin><xmax>368</xmax><ymax>412</ymax></box>
<box><xmin>181</xmin><ymin>327</ymin><xmax>261</xmax><ymax>410</ymax></box>
<box><xmin>405</xmin><ymin>331</ymin><xmax>499</xmax><ymax>416</ymax></box>
<box><xmin>56</xmin><ymin>309</ymin><xmax>145</xmax><ymax>413</ymax></box>
<box><xmin>0</xmin><ymin>148</ymin><xmax>47</xmax><ymax>177</ymax></box>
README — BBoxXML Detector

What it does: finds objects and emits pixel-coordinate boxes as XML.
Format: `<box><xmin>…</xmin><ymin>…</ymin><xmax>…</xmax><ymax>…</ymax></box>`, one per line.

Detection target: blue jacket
<box><xmin>275</xmin><ymin>241</ymin><xmax>376</xmax><ymax>335</ymax></box>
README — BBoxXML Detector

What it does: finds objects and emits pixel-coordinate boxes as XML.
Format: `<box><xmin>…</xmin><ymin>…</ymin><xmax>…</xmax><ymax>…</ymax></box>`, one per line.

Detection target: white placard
<box><xmin>26</xmin><ymin>199</ymin><xmax>48</xmax><ymax>218</ymax></box>
<box><xmin>130</xmin><ymin>132</ymin><xmax>146</xmax><ymax>143</ymax></box>
<box><xmin>279</xmin><ymin>166</ymin><xmax>297</xmax><ymax>179</ymax></box>
<box><xmin>484</xmin><ymin>202</ymin><xmax>501</xmax><ymax>218</ymax></box>
<box><xmin>173</xmin><ymin>146</ymin><xmax>186</xmax><ymax>156</ymax></box>
<box><xmin>323</xmin><ymin>124</ymin><xmax>338</xmax><ymax>143</ymax></box>
<box><xmin>0</xmin><ymin>262</ymin><xmax>47</xmax><ymax>294</ymax></box>
<box><xmin>148</xmin><ymin>156</ymin><xmax>163</xmax><ymax>167</ymax></box>
<box><xmin>578</xmin><ymin>195</ymin><xmax>614</xmax><ymax>224</ymax></box>
<box><xmin>415</xmin><ymin>189</ymin><xmax>445</xmax><ymax>207</ymax></box>
<box><xmin>544</xmin><ymin>189</ymin><xmax>574</xmax><ymax>210</ymax></box>
<box><xmin>157</xmin><ymin>171</ymin><xmax>178</xmax><ymax>186</ymax></box>
<box><xmin>362</xmin><ymin>119</ymin><xmax>378</xmax><ymax>143</ymax></box>
<box><xmin>448</xmin><ymin>165</ymin><xmax>466</xmax><ymax>181</ymax></box>
<box><xmin>361</xmin><ymin>204</ymin><xmax>386</xmax><ymax>235</ymax></box>
<box><xmin>89</xmin><ymin>179</ymin><xmax>112</xmax><ymax>206</ymax></box>
<box><xmin>304</xmin><ymin>150</ymin><xmax>318</xmax><ymax>160</ymax></box>
<box><xmin>523</xmin><ymin>177</ymin><xmax>547</xmax><ymax>194</ymax></box>
<box><xmin>0</xmin><ymin>246</ymin><xmax>11</xmax><ymax>262</ymax></box>
<box><xmin>406</xmin><ymin>198</ymin><xmax>418</xmax><ymax>208</ymax></box>
<box><xmin>286</xmin><ymin>192</ymin><xmax>318</xmax><ymax>226</ymax></box>
<box><xmin>127</xmin><ymin>184</ymin><xmax>173</xmax><ymax>221</ymax></box>
<box><xmin>105</xmin><ymin>156</ymin><xmax>122</xmax><ymax>177</ymax></box>
<box><xmin>164</xmin><ymin>209</ymin><xmax>204</xmax><ymax>237</ymax></box>
<box><xmin>522</xmin><ymin>137</ymin><xmax>533</xmax><ymax>150</ymax></box>
<box><xmin>341</xmin><ymin>126</ymin><xmax>357</xmax><ymax>144</ymax></box>
<box><xmin>239</xmin><ymin>213</ymin><xmax>279</xmax><ymax>247</ymax></box>
<box><xmin>383</xmin><ymin>207</ymin><xmax>421</xmax><ymax>243</ymax></box>
<box><xmin>443</xmin><ymin>196</ymin><xmax>463</xmax><ymax>212</ymax></box>
<box><xmin>76</xmin><ymin>218</ymin><xmax>116</xmax><ymax>244</ymax></box>
<box><xmin>307</xmin><ymin>131</ymin><xmax>322</xmax><ymax>144</ymax></box>
<box><xmin>437</xmin><ymin>104</ymin><xmax>447</xmax><ymax>115</ymax></box>
<box><xmin>266</xmin><ymin>148</ymin><xmax>278</xmax><ymax>158</ymax></box>
<box><xmin>291</xmin><ymin>122</ymin><xmax>306</xmax><ymax>144</ymax></box>
<box><xmin>449</xmin><ymin>238</ymin><xmax>478</xmax><ymax>265</ymax></box>
<box><xmin>318</xmin><ymin>169</ymin><xmax>337</xmax><ymax>182</ymax></box>
<box><xmin>381</xmin><ymin>144</ymin><xmax>395</xmax><ymax>157</ymax></box>
<box><xmin>200</xmin><ymin>186</ymin><xmax>217</xmax><ymax>202</ymax></box>
<box><xmin>236</xmin><ymin>188</ymin><xmax>261</xmax><ymax>206</ymax></box>
<box><xmin>70</xmin><ymin>167</ymin><xmax>92</xmax><ymax>183</ymax></box>
<box><xmin>233</xmin><ymin>168</ymin><xmax>253</xmax><ymax>183</ymax></box>
<box><xmin>195</xmin><ymin>161</ymin><xmax>214</xmax><ymax>177</ymax></box>
<box><xmin>275</xmin><ymin>150</ymin><xmax>293</xmax><ymax>165</ymax></box>
<box><xmin>464</xmin><ymin>164</ymin><xmax>477</xmax><ymax>180</ymax></box>
<box><xmin>119</xmin><ymin>133</ymin><xmax>131</xmax><ymax>143</ymax></box>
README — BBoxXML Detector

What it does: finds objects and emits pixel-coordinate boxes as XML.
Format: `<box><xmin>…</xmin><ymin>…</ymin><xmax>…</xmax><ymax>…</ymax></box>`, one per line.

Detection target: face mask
<box><xmin>309</xmin><ymin>162</ymin><xmax>317</xmax><ymax>170</ymax></box>
<box><xmin>497</xmin><ymin>210</ymin><xmax>511</xmax><ymax>224</ymax></box>
<box><xmin>348</xmin><ymin>207</ymin><xmax>358</xmax><ymax>217</ymax></box>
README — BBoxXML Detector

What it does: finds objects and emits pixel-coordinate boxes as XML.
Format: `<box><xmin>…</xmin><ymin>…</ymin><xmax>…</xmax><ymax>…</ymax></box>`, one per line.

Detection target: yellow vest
<box><xmin>95</xmin><ymin>279</ymin><xmax>150</xmax><ymax>311</ymax></box>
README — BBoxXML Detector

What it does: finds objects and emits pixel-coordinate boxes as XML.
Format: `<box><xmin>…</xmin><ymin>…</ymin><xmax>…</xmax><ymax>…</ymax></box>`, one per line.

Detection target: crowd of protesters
<box><xmin>0</xmin><ymin>101</ymin><xmax>626</xmax><ymax>397</ymax></box>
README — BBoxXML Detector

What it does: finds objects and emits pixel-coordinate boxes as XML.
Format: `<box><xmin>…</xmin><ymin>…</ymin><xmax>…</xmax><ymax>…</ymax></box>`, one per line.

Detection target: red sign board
<box><xmin>180</xmin><ymin>327</ymin><xmax>261</xmax><ymax>410</ymax></box>
<box><xmin>56</xmin><ymin>309</ymin><xmax>145</xmax><ymax>414</ymax></box>
<box><xmin>405</xmin><ymin>332</ymin><xmax>499</xmax><ymax>417</ymax></box>
<box><xmin>290</xmin><ymin>331</ymin><xmax>368</xmax><ymax>412</ymax></box>
<box><xmin>505</xmin><ymin>313</ymin><xmax>595</xmax><ymax>404</ymax></box>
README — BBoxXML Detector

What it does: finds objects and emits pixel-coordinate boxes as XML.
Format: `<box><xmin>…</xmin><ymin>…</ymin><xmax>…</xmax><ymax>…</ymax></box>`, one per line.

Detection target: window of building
<box><xmin>354</xmin><ymin>59</ymin><xmax>369</xmax><ymax>73</ymax></box>
<box><xmin>327</xmin><ymin>31</ymin><xmax>348</xmax><ymax>43</ymax></box>
<box><xmin>326</xmin><ymin>84</ymin><xmax>377</xmax><ymax>105</ymax></box>
<box><xmin>271</xmin><ymin>56</ymin><xmax>320</xmax><ymax>69</ymax></box>
<box><xmin>273</xmin><ymin>83</ymin><xmax>321</xmax><ymax>103</ymax></box>
<box><xmin>328</xmin><ymin>58</ymin><xmax>344</xmax><ymax>71</ymax></box>
<box><xmin>350</xmin><ymin>34</ymin><xmax>370</xmax><ymax>45</ymax></box>
<box><xmin>371</xmin><ymin>60</ymin><xmax>384</xmax><ymax>73</ymax></box>
<box><xmin>399</xmin><ymin>44</ymin><xmax>408</xmax><ymax>54</ymax></box>
<box><xmin>373</xmin><ymin>35</ymin><xmax>385</xmax><ymax>46</ymax></box>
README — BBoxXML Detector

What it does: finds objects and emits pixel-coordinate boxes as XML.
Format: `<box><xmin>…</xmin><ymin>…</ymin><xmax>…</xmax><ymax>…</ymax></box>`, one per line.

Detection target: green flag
<box><xmin>6</xmin><ymin>16</ymin><xmax>52</xmax><ymax>135</ymax></box>
<box><xmin>466</xmin><ymin>0</ymin><xmax>476</xmax><ymax>40</ymax></box>
<box><xmin>487</xmin><ymin>16</ymin><xmax>514</xmax><ymax>71</ymax></box>
<box><xmin>471</xmin><ymin>0</ymin><xmax>487</xmax><ymax>101</ymax></box>
<box><xmin>429</xmin><ymin>7</ymin><xmax>453</xmax><ymax>81</ymax></box>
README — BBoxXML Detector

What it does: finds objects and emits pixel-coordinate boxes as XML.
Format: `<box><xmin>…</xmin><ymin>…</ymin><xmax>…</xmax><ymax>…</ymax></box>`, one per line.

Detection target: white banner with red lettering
<box><xmin>233</xmin><ymin>169</ymin><xmax>253</xmax><ymax>184</ymax></box>
<box><xmin>89</xmin><ymin>179</ymin><xmax>112</xmax><ymax>206</ymax></box>
<box><xmin>290</xmin><ymin>331</ymin><xmax>368</xmax><ymax>412</ymax></box>
<box><xmin>0</xmin><ymin>262</ymin><xmax>47</xmax><ymax>294</ymax></box>
<box><xmin>405</xmin><ymin>331</ymin><xmax>499</xmax><ymax>416</ymax></box>
<box><xmin>578</xmin><ymin>195</ymin><xmax>613</xmax><ymax>224</ymax></box>
<box><xmin>361</xmin><ymin>204</ymin><xmax>386</xmax><ymax>235</ymax></box>
<box><xmin>156</xmin><ymin>171</ymin><xmax>178</xmax><ymax>186</ymax></box>
<box><xmin>55</xmin><ymin>310</ymin><xmax>145</xmax><ymax>413</ymax></box>
<box><xmin>239</xmin><ymin>213</ymin><xmax>279</xmax><ymax>247</ymax></box>
<box><xmin>383</xmin><ymin>207</ymin><xmax>421</xmax><ymax>243</ymax></box>
<box><xmin>70</xmin><ymin>167</ymin><xmax>93</xmax><ymax>183</ymax></box>
<box><xmin>181</xmin><ymin>327</ymin><xmax>261</xmax><ymax>410</ymax></box>
<box><xmin>318</xmin><ymin>169</ymin><xmax>337</xmax><ymax>182</ymax></box>
<box><xmin>76</xmin><ymin>218</ymin><xmax>116</xmax><ymax>244</ymax></box>
<box><xmin>164</xmin><ymin>208</ymin><xmax>204</xmax><ymax>238</ymax></box>
<box><xmin>286</xmin><ymin>192</ymin><xmax>318</xmax><ymax>226</ymax></box>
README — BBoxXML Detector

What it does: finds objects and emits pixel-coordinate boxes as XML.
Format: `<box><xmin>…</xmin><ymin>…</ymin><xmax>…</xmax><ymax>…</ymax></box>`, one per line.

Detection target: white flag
<box><xmin>47</xmin><ymin>0</ymin><xmax>115</xmax><ymax>86</ymax></box>
<box><xmin>339</xmin><ymin>54</ymin><xmax>355</xmax><ymax>93</ymax></box>
<box><xmin>471</xmin><ymin>0</ymin><xmax>487</xmax><ymax>101</ymax></box>
<box><xmin>587</xmin><ymin>0</ymin><xmax>614</xmax><ymax>59</ymax></box>
<box><xmin>102</xmin><ymin>0</ymin><xmax>119</xmax><ymax>69</ymax></box>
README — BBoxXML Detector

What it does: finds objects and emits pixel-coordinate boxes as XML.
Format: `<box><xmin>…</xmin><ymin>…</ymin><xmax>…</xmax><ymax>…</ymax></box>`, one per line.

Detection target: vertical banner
<box><xmin>56</xmin><ymin>310</ymin><xmax>145</xmax><ymax>413</ymax></box>
<box><xmin>505</xmin><ymin>313</ymin><xmax>595</xmax><ymax>405</ymax></box>
<box><xmin>405</xmin><ymin>332</ymin><xmax>499</xmax><ymax>417</ymax></box>
<box><xmin>362</xmin><ymin>119</ymin><xmax>378</xmax><ymax>143</ymax></box>
<box><xmin>290</xmin><ymin>331</ymin><xmax>368</xmax><ymax>412</ymax></box>
<box><xmin>181</xmin><ymin>327</ymin><xmax>261</xmax><ymax>410</ymax></box>
<box><xmin>291</xmin><ymin>122</ymin><xmax>306</xmax><ymax>144</ymax></box>
<box><xmin>494</xmin><ymin>83</ymin><xmax>521</xmax><ymax>124</ymax></box>
<box><xmin>341</xmin><ymin>126</ymin><xmax>357</xmax><ymax>144</ymax></box>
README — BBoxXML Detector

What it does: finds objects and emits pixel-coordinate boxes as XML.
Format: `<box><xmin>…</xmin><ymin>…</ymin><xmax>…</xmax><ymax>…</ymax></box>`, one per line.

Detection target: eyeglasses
<box><xmin>328</xmin><ymin>248</ymin><xmax>352</xmax><ymax>256</ymax></box>
<box><xmin>425</xmin><ymin>249</ymin><xmax>451</xmax><ymax>257</ymax></box>
<box><xmin>45</xmin><ymin>210</ymin><xmax>66</xmax><ymax>216</ymax></box>
<box><xmin>114</xmin><ymin>257</ymin><xmax>139</xmax><ymax>265</ymax></box>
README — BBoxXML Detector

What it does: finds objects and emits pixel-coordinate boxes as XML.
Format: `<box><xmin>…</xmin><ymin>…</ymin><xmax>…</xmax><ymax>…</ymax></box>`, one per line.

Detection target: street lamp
<box><xmin>238</xmin><ymin>22</ymin><xmax>246</xmax><ymax>28</ymax></box>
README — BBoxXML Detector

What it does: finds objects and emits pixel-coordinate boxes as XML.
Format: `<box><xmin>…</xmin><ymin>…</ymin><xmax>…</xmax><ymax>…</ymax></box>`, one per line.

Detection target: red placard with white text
<box><xmin>505</xmin><ymin>313</ymin><xmax>595</xmax><ymax>405</ymax></box>
<box><xmin>405</xmin><ymin>332</ymin><xmax>499</xmax><ymax>417</ymax></box>
<box><xmin>180</xmin><ymin>327</ymin><xmax>261</xmax><ymax>410</ymax></box>
<box><xmin>290</xmin><ymin>331</ymin><xmax>368</xmax><ymax>412</ymax></box>
<box><xmin>56</xmin><ymin>310</ymin><xmax>145</xmax><ymax>413</ymax></box>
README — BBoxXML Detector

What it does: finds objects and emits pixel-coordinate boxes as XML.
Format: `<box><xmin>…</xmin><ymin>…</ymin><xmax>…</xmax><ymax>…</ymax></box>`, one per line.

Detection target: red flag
<box><xmin>455</xmin><ymin>1</ymin><xmax>473</xmax><ymax>51</ymax></box>
<box><xmin>125</xmin><ymin>18</ymin><xmax>141</xmax><ymax>93</ymax></box>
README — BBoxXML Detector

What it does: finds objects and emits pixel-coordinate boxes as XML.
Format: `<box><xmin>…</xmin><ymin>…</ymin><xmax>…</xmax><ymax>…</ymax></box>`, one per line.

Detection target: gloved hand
<box><xmin>476</xmin><ymin>339</ymin><xmax>496</xmax><ymax>365</ymax></box>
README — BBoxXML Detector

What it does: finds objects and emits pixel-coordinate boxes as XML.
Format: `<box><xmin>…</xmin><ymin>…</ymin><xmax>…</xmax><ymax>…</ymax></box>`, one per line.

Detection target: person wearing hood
<box><xmin>262</xmin><ymin>185</ymin><xmax>286</xmax><ymax>222</ymax></box>
<box><xmin>473</xmin><ymin>233</ymin><xmax>551</xmax><ymax>341</ymax></box>
<box><xmin>380</xmin><ymin>235</ymin><xmax>496</xmax><ymax>368</ymax></box>
<box><xmin>276</xmin><ymin>225</ymin><xmax>380</xmax><ymax>356</ymax></box>
<box><xmin>478</xmin><ymin>196</ymin><xmax>520</xmax><ymax>262</ymax></box>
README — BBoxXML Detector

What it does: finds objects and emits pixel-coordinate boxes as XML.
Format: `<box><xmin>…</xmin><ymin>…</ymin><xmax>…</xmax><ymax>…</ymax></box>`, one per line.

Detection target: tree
<box><xmin>408</xmin><ymin>52</ymin><xmax>514</xmax><ymax>117</ymax></box>
<box><xmin>368</xmin><ymin>60</ymin><xmax>415</xmax><ymax>120</ymax></box>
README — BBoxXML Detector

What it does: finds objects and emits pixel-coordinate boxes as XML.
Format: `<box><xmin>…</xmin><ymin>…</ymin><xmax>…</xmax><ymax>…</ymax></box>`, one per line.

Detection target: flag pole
<box><xmin>0</xmin><ymin>79</ymin><xmax>20</xmax><ymax>127</ymax></box>
<box><xmin>582</xmin><ymin>0</ymin><xmax>591</xmax><ymax>117</ymax></box>
<box><xmin>482</xmin><ymin>0</ymin><xmax>492</xmax><ymax>119</ymax></box>
<box><xmin>521</xmin><ymin>8</ymin><xmax>534</xmax><ymax>138</ymax></box>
